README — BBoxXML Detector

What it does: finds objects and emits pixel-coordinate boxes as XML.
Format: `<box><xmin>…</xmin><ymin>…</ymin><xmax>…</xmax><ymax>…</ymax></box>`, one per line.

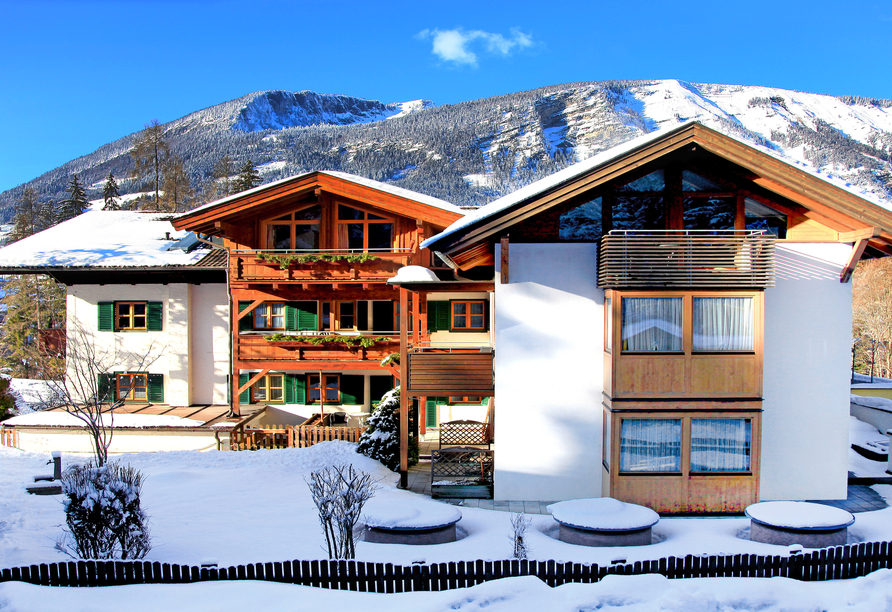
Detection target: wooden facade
<box><xmin>172</xmin><ymin>172</ymin><xmax>464</xmax><ymax>424</ymax></box>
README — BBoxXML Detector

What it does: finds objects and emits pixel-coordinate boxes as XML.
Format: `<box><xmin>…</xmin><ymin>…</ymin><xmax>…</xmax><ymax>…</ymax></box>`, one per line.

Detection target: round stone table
<box><xmin>547</xmin><ymin>498</ymin><xmax>660</xmax><ymax>547</ymax></box>
<box><xmin>745</xmin><ymin>501</ymin><xmax>855</xmax><ymax>548</ymax></box>
<box><xmin>364</xmin><ymin>498</ymin><xmax>462</xmax><ymax>545</ymax></box>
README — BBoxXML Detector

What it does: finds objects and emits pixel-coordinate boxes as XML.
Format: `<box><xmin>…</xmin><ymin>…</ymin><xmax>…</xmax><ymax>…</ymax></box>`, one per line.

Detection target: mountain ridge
<box><xmin>2</xmin><ymin>79</ymin><xmax>891</xmax><ymax>222</ymax></box>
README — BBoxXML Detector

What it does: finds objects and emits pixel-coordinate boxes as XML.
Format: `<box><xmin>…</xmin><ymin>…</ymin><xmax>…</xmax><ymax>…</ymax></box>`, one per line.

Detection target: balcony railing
<box><xmin>598</xmin><ymin>230</ymin><xmax>776</xmax><ymax>289</ymax></box>
<box><xmin>406</xmin><ymin>345</ymin><xmax>494</xmax><ymax>396</ymax></box>
<box><xmin>237</xmin><ymin>333</ymin><xmax>400</xmax><ymax>365</ymax></box>
<box><xmin>230</xmin><ymin>249</ymin><xmax>413</xmax><ymax>283</ymax></box>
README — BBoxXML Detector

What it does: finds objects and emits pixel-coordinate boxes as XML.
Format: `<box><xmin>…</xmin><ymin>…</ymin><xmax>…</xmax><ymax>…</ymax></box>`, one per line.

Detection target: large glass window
<box><xmin>264</xmin><ymin>205</ymin><xmax>321</xmax><ymax>250</ymax></box>
<box><xmin>690</xmin><ymin>418</ymin><xmax>751</xmax><ymax>472</ymax></box>
<box><xmin>745</xmin><ymin>198</ymin><xmax>787</xmax><ymax>239</ymax></box>
<box><xmin>621</xmin><ymin>297</ymin><xmax>683</xmax><ymax>351</ymax></box>
<box><xmin>683</xmin><ymin>196</ymin><xmax>736</xmax><ymax>230</ymax></box>
<box><xmin>693</xmin><ymin>297</ymin><xmax>754</xmax><ymax>351</ymax></box>
<box><xmin>252</xmin><ymin>374</ymin><xmax>284</xmax><ymax>403</ymax></box>
<box><xmin>337</xmin><ymin>205</ymin><xmax>393</xmax><ymax>251</ymax></box>
<box><xmin>619</xmin><ymin>418</ymin><xmax>682</xmax><ymax>473</ymax></box>
<box><xmin>253</xmin><ymin>303</ymin><xmax>285</xmax><ymax>330</ymax></box>
<box><xmin>308</xmin><ymin>374</ymin><xmax>340</xmax><ymax>403</ymax></box>
<box><xmin>117</xmin><ymin>373</ymin><xmax>148</xmax><ymax>401</ymax></box>
<box><xmin>559</xmin><ymin>197</ymin><xmax>602</xmax><ymax>240</ymax></box>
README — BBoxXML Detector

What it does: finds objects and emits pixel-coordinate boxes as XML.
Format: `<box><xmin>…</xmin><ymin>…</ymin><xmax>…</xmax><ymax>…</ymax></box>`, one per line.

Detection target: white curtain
<box><xmin>619</xmin><ymin>419</ymin><xmax>681</xmax><ymax>472</ymax></box>
<box><xmin>622</xmin><ymin>297</ymin><xmax>683</xmax><ymax>351</ymax></box>
<box><xmin>690</xmin><ymin>419</ymin><xmax>751</xmax><ymax>472</ymax></box>
<box><xmin>693</xmin><ymin>297</ymin><xmax>753</xmax><ymax>351</ymax></box>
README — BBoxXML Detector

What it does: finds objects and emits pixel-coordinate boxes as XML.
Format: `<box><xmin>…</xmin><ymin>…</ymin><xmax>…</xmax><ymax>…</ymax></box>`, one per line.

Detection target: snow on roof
<box><xmin>0</xmin><ymin>211</ymin><xmax>209</xmax><ymax>268</ymax></box>
<box><xmin>185</xmin><ymin>170</ymin><xmax>463</xmax><ymax>217</ymax></box>
<box><xmin>4</xmin><ymin>411</ymin><xmax>205</xmax><ymax>428</ymax></box>
<box><xmin>422</xmin><ymin>120</ymin><xmax>892</xmax><ymax>249</ymax></box>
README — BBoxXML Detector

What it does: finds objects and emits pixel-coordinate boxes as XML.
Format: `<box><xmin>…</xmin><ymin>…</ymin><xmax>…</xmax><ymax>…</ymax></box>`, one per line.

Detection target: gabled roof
<box><xmin>174</xmin><ymin>170</ymin><xmax>464</xmax><ymax>234</ymax></box>
<box><xmin>423</xmin><ymin>122</ymin><xmax>892</xmax><ymax>256</ymax></box>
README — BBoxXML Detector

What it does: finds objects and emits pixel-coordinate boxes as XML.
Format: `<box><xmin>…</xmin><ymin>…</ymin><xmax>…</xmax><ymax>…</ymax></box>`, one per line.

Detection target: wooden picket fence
<box><xmin>230</xmin><ymin>425</ymin><xmax>368</xmax><ymax>451</ymax></box>
<box><xmin>3</xmin><ymin>541</ymin><xmax>891</xmax><ymax>589</ymax></box>
<box><xmin>0</xmin><ymin>426</ymin><xmax>18</xmax><ymax>449</ymax></box>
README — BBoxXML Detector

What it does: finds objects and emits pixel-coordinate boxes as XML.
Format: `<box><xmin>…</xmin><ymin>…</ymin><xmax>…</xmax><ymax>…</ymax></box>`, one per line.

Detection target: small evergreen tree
<box><xmin>356</xmin><ymin>387</ymin><xmax>418</xmax><ymax>471</ymax></box>
<box><xmin>212</xmin><ymin>154</ymin><xmax>236</xmax><ymax>199</ymax></box>
<box><xmin>130</xmin><ymin>119</ymin><xmax>169</xmax><ymax>206</ymax></box>
<box><xmin>9</xmin><ymin>186</ymin><xmax>49</xmax><ymax>241</ymax></box>
<box><xmin>58</xmin><ymin>174</ymin><xmax>88</xmax><ymax>222</ymax></box>
<box><xmin>102</xmin><ymin>172</ymin><xmax>121</xmax><ymax>210</ymax></box>
<box><xmin>0</xmin><ymin>377</ymin><xmax>17</xmax><ymax>421</ymax></box>
<box><xmin>233</xmin><ymin>159</ymin><xmax>262</xmax><ymax>192</ymax></box>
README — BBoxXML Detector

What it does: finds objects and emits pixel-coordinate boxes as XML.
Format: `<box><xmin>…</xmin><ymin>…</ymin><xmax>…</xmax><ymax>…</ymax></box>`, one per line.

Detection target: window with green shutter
<box><xmin>98</xmin><ymin>301</ymin><xmax>163</xmax><ymax>332</ymax></box>
<box><xmin>426</xmin><ymin>397</ymin><xmax>446</xmax><ymax>428</ymax></box>
<box><xmin>427</xmin><ymin>301</ymin><xmax>450</xmax><ymax>332</ymax></box>
<box><xmin>369</xmin><ymin>376</ymin><xmax>393</xmax><ymax>406</ymax></box>
<box><xmin>97</xmin><ymin>373</ymin><xmax>116</xmax><ymax>402</ymax></box>
<box><xmin>238</xmin><ymin>373</ymin><xmax>250</xmax><ymax>403</ymax></box>
<box><xmin>291</xmin><ymin>301</ymin><xmax>318</xmax><ymax>331</ymax></box>
<box><xmin>238</xmin><ymin>302</ymin><xmax>253</xmax><ymax>332</ymax></box>
<box><xmin>284</xmin><ymin>373</ymin><xmax>306</xmax><ymax>404</ymax></box>
<box><xmin>147</xmin><ymin>303</ymin><xmax>163</xmax><ymax>331</ymax></box>
<box><xmin>340</xmin><ymin>375</ymin><xmax>364</xmax><ymax>405</ymax></box>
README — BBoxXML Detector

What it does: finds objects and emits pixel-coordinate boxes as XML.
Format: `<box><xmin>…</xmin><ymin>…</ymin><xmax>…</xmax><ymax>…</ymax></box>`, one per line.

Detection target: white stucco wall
<box><xmin>13</xmin><ymin>427</ymin><xmax>227</xmax><ymax>454</ymax></box>
<box><xmin>493</xmin><ymin>243</ymin><xmax>603</xmax><ymax>501</ymax></box>
<box><xmin>66</xmin><ymin>283</ymin><xmax>229</xmax><ymax>407</ymax></box>
<box><xmin>761</xmin><ymin>242</ymin><xmax>853</xmax><ymax>501</ymax></box>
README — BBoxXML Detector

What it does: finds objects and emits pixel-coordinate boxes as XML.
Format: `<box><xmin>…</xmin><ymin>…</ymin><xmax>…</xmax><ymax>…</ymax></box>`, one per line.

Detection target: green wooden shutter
<box><xmin>238</xmin><ymin>373</ymin><xmax>250</xmax><ymax>403</ymax></box>
<box><xmin>427</xmin><ymin>301</ymin><xmax>450</xmax><ymax>332</ymax></box>
<box><xmin>426</xmin><ymin>397</ymin><xmax>446</xmax><ymax>428</ymax></box>
<box><xmin>340</xmin><ymin>375</ymin><xmax>364</xmax><ymax>405</ymax></box>
<box><xmin>147</xmin><ymin>374</ymin><xmax>164</xmax><ymax>403</ymax></box>
<box><xmin>98</xmin><ymin>373</ymin><xmax>115</xmax><ymax>402</ymax></box>
<box><xmin>147</xmin><ymin>302</ymin><xmax>163</xmax><ymax>331</ymax></box>
<box><xmin>98</xmin><ymin>302</ymin><xmax>114</xmax><ymax>331</ymax></box>
<box><xmin>285</xmin><ymin>304</ymin><xmax>298</xmax><ymax>331</ymax></box>
<box><xmin>295</xmin><ymin>301</ymin><xmax>317</xmax><ymax>331</ymax></box>
<box><xmin>284</xmin><ymin>373</ymin><xmax>306</xmax><ymax>404</ymax></box>
<box><xmin>238</xmin><ymin>301</ymin><xmax>253</xmax><ymax>332</ymax></box>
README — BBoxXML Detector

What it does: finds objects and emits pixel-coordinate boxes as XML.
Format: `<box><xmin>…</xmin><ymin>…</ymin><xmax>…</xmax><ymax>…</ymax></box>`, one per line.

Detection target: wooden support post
<box><xmin>230</xmin><ymin>292</ymin><xmax>240</xmax><ymax>417</ymax></box>
<box><xmin>840</xmin><ymin>238</ymin><xmax>870</xmax><ymax>283</ymax></box>
<box><xmin>500</xmin><ymin>236</ymin><xmax>509</xmax><ymax>285</ymax></box>
<box><xmin>236</xmin><ymin>369</ymin><xmax>271</xmax><ymax>397</ymax></box>
<box><xmin>399</xmin><ymin>286</ymin><xmax>409</xmax><ymax>488</ymax></box>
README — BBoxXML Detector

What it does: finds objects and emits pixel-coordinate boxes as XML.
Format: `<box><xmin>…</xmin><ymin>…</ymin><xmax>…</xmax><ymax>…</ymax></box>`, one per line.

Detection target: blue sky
<box><xmin>1</xmin><ymin>0</ymin><xmax>890</xmax><ymax>194</ymax></box>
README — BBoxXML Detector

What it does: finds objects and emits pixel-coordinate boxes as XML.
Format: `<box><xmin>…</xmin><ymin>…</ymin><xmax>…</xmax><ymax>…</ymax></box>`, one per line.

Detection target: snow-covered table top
<box><xmin>364</xmin><ymin>498</ymin><xmax>462</xmax><ymax>531</ymax></box>
<box><xmin>745</xmin><ymin>502</ymin><xmax>855</xmax><ymax>530</ymax></box>
<box><xmin>546</xmin><ymin>498</ymin><xmax>660</xmax><ymax>532</ymax></box>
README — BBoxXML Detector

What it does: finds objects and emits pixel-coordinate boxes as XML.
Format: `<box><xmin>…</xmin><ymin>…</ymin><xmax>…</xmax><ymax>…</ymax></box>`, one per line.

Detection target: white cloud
<box><xmin>417</xmin><ymin>27</ymin><xmax>534</xmax><ymax>67</ymax></box>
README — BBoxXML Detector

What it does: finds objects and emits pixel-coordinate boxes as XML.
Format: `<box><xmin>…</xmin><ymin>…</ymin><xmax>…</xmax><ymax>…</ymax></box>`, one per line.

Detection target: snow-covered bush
<box><xmin>56</xmin><ymin>461</ymin><xmax>151</xmax><ymax>560</ymax></box>
<box><xmin>306</xmin><ymin>464</ymin><xmax>377</xmax><ymax>559</ymax></box>
<box><xmin>510</xmin><ymin>512</ymin><xmax>532</xmax><ymax>560</ymax></box>
<box><xmin>357</xmin><ymin>386</ymin><xmax>419</xmax><ymax>471</ymax></box>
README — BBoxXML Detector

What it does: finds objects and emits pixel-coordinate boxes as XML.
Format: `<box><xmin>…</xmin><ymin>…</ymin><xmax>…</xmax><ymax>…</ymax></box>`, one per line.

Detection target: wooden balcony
<box><xmin>236</xmin><ymin>333</ymin><xmax>400</xmax><ymax>368</ymax></box>
<box><xmin>598</xmin><ymin>230</ymin><xmax>775</xmax><ymax>289</ymax></box>
<box><xmin>230</xmin><ymin>249</ymin><xmax>413</xmax><ymax>284</ymax></box>
<box><xmin>406</xmin><ymin>347</ymin><xmax>494</xmax><ymax>396</ymax></box>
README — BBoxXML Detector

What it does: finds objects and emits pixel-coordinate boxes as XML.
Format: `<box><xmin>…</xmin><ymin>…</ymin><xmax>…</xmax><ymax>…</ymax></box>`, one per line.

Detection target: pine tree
<box><xmin>102</xmin><ymin>172</ymin><xmax>121</xmax><ymax>210</ymax></box>
<box><xmin>58</xmin><ymin>174</ymin><xmax>88</xmax><ymax>222</ymax></box>
<box><xmin>130</xmin><ymin>119</ymin><xmax>169</xmax><ymax>207</ymax></box>
<box><xmin>159</xmin><ymin>154</ymin><xmax>194</xmax><ymax>212</ymax></box>
<box><xmin>233</xmin><ymin>159</ymin><xmax>262</xmax><ymax>192</ymax></box>
<box><xmin>9</xmin><ymin>187</ymin><xmax>49</xmax><ymax>241</ymax></box>
<box><xmin>0</xmin><ymin>274</ymin><xmax>65</xmax><ymax>378</ymax></box>
<box><xmin>357</xmin><ymin>387</ymin><xmax>401</xmax><ymax>470</ymax></box>
<box><xmin>211</xmin><ymin>155</ymin><xmax>236</xmax><ymax>199</ymax></box>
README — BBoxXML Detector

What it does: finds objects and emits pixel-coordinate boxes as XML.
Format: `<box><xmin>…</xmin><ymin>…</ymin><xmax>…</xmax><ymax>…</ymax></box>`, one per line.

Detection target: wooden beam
<box><xmin>236</xmin><ymin>368</ymin><xmax>271</xmax><ymax>396</ymax></box>
<box><xmin>236</xmin><ymin>298</ymin><xmax>265</xmax><ymax>321</ymax></box>
<box><xmin>500</xmin><ymin>236</ymin><xmax>509</xmax><ymax>284</ymax></box>
<box><xmin>840</xmin><ymin>238</ymin><xmax>870</xmax><ymax>283</ymax></box>
<box><xmin>839</xmin><ymin>227</ymin><xmax>882</xmax><ymax>242</ymax></box>
<box><xmin>399</xmin><ymin>286</ymin><xmax>409</xmax><ymax>488</ymax></box>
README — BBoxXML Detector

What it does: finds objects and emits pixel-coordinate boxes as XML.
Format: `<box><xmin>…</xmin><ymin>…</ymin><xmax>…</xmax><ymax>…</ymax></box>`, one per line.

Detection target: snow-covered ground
<box><xmin>1</xmin><ymin>420</ymin><xmax>891</xmax><ymax>610</ymax></box>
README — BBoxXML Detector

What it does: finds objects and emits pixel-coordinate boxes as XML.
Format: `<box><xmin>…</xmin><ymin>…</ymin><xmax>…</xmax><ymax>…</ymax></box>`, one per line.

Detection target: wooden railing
<box><xmin>406</xmin><ymin>348</ymin><xmax>494</xmax><ymax>396</ymax></box>
<box><xmin>237</xmin><ymin>334</ymin><xmax>399</xmax><ymax>364</ymax></box>
<box><xmin>598</xmin><ymin>230</ymin><xmax>776</xmax><ymax>288</ymax></box>
<box><xmin>230</xmin><ymin>249</ymin><xmax>412</xmax><ymax>283</ymax></box>
<box><xmin>6</xmin><ymin>541</ymin><xmax>890</xmax><ymax>588</ymax></box>
<box><xmin>0</xmin><ymin>426</ymin><xmax>18</xmax><ymax>449</ymax></box>
<box><xmin>230</xmin><ymin>424</ymin><xmax>368</xmax><ymax>450</ymax></box>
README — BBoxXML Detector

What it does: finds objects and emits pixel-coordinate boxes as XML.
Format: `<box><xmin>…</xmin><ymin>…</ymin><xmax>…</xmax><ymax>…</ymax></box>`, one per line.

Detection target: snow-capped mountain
<box><xmin>2</xmin><ymin>80</ymin><xmax>891</xmax><ymax>219</ymax></box>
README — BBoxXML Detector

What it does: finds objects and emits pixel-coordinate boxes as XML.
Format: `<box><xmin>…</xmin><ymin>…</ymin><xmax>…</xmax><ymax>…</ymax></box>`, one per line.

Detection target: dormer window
<box><xmin>338</xmin><ymin>205</ymin><xmax>393</xmax><ymax>251</ymax></box>
<box><xmin>263</xmin><ymin>204</ymin><xmax>321</xmax><ymax>250</ymax></box>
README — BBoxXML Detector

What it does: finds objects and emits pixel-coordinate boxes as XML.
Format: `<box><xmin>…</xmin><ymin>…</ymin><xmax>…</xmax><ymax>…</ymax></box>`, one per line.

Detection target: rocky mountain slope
<box><xmin>2</xmin><ymin>80</ymin><xmax>891</xmax><ymax>221</ymax></box>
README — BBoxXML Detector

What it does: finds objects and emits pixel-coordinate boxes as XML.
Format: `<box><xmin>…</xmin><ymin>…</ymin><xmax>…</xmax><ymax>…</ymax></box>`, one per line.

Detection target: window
<box><xmin>605</xmin><ymin>295</ymin><xmax>613</xmax><ymax>352</ymax></box>
<box><xmin>745</xmin><ymin>198</ymin><xmax>787</xmax><ymax>239</ymax></box>
<box><xmin>308</xmin><ymin>374</ymin><xmax>340</xmax><ymax>403</ymax></box>
<box><xmin>117</xmin><ymin>373</ymin><xmax>148</xmax><ymax>401</ymax></box>
<box><xmin>337</xmin><ymin>205</ymin><xmax>393</xmax><ymax>251</ymax></box>
<box><xmin>690</xmin><ymin>418</ymin><xmax>751</xmax><ymax>472</ymax></box>
<box><xmin>559</xmin><ymin>197</ymin><xmax>602</xmax><ymax>241</ymax></box>
<box><xmin>116</xmin><ymin>302</ymin><xmax>147</xmax><ymax>330</ymax></box>
<box><xmin>252</xmin><ymin>374</ymin><xmax>284</xmax><ymax>403</ymax></box>
<box><xmin>448</xmin><ymin>396</ymin><xmax>483</xmax><ymax>404</ymax></box>
<box><xmin>692</xmin><ymin>297</ymin><xmax>754</xmax><ymax>351</ymax></box>
<box><xmin>253</xmin><ymin>303</ymin><xmax>285</xmax><ymax>330</ymax></box>
<box><xmin>98</xmin><ymin>302</ymin><xmax>162</xmax><ymax>332</ymax></box>
<box><xmin>451</xmin><ymin>301</ymin><xmax>486</xmax><ymax>331</ymax></box>
<box><xmin>263</xmin><ymin>204</ymin><xmax>321</xmax><ymax>250</ymax></box>
<box><xmin>619</xmin><ymin>418</ymin><xmax>682</xmax><ymax>473</ymax></box>
<box><xmin>621</xmin><ymin>297</ymin><xmax>682</xmax><ymax>351</ymax></box>
<box><xmin>319</xmin><ymin>301</ymin><xmax>358</xmax><ymax>331</ymax></box>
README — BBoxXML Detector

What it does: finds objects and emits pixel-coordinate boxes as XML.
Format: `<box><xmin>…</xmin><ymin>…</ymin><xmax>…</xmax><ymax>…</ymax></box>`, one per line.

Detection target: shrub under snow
<box><xmin>356</xmin><ymin>386</ymin><xmax>418</xmax><ymax>471</ymax></box>
<box><xmin>57</xmin><ymin>461</ymin><xmax>151</xmax><ymax>560</ymax></box>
